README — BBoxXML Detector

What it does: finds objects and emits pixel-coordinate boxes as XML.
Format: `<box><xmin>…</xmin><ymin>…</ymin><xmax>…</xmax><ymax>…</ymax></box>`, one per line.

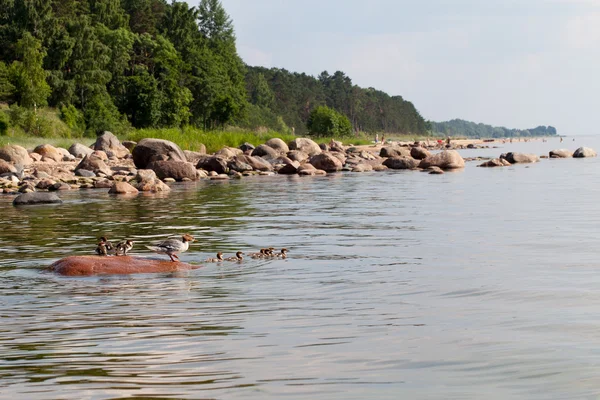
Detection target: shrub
<box><xmin>60</xmin><ymin>104</ymin><xmax>86</xmax><ymax>135</ymax></box>
<box><xmin>0</xmin><ymin>111</ymin><xmax>9</xmax><ymax>135</ymax></box>
<box><xmin>307</xmin><ymin>106</ymin><xmax>352</xmax><ymax>137</ymax></box>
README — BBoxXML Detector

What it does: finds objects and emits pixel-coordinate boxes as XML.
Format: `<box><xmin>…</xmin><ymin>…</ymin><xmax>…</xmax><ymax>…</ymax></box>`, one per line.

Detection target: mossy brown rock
<box><xmin>49</xmin><ymin>255</ymin><xmax>201</xmax><ymax>276</ymax></box>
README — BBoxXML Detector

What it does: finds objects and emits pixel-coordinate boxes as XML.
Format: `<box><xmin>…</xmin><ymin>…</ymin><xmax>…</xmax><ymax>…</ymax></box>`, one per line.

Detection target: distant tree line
<box><xmin>430</xmin><ymin>119</ymin><xmax>558</xmax><ymax>138</ymax></box>
<box><xmin>241</xmin><ymin>67</ymin><xmax>430</xmax><ymax>136</ymax></box>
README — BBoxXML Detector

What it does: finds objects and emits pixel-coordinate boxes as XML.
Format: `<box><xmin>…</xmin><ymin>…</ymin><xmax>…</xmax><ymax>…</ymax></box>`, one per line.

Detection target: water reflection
<box><xmin>2</xmin><ymin>137</ymin><xmax>600</xmax><ymax>399</ymax></box>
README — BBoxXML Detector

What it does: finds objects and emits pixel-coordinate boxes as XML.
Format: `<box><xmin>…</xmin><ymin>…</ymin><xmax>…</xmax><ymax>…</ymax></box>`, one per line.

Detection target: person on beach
<box><xmin>381</xmin><ymin>135</ymin><xmax>385</xmax><ymax>145</ymax></box>
<box><xmin>375</xmin><ymin>134</ymin><xmax>379</xmax><ymax>144</ymax></box>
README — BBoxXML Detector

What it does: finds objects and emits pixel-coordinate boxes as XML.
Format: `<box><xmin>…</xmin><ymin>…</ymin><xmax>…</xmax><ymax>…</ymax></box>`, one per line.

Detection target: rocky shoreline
<box><xmin>0</xmin><ymin>132</ymin><xmax>594</xmax><ymax>205</ymax></box>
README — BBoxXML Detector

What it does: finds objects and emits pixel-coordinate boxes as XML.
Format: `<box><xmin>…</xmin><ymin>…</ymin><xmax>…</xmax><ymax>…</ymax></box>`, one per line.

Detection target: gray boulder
<box><xmin>33</xmin><ymin>144</ymin><xmax>63</xmax><ymax>163</ymax></box>
<box><xmin>0</xmin><ymin>159</ymin><xmax>17</xmax><ymax>175</ymax></box>
<box><xmin>277</xmin><ymin>161</ymin><xmax>301</xmax><ymax>174</ymax></box>
<box><xmin>419</xmin><ymin>150</ymin><xmax>465</xmax><ymax>170</ymax></box>
<box><xmin>132</xmin><ymin>138</ymin><xmax>187</xmax><ymax>169</ymax></box>
<box><xmin>287</xmin><ymin>150</ymin><xmax>309</xmax><ymax>163</ymax></box>
<box><xmin>228</xmin><ymin>158</ymin><xmax>254</xmax><ymax>173</ymax></box>
<box><xmin>239</xmin><ymin>142</ymin><xmax>255</xmax><ymax>152</ymax></box>
<box><xmin>288</xmin><ymin>138</ymin><xmax>321</xmax><ymax>156</ymax></box>
<box><xmin>573</xmin><ymin>147</ymin><xmax>597</xmax><ymax>158</ymax></box>
<box><xmin>0</xmin><ymin>145</ymin><xmax>32</xmax><ymax>165</ymax></box>
<box><xmin>13</xmin><ymin>192</ymin><xmax>62</xmax><ymax>206</ymax></box>
<box><xmin>549</xmin><ymin>149</ymin><xmax>573</xmax><ymax>158</ymax></box>
<box><xmin>94</xmin><ymin>131</ymin><xmax>130</xmax><ymax>158</ymax></box>
<box><xmin>197</xmin><ymin>156</ymin><xmax>229</xmax><ymax>175</ymax></box>
<box><xmin>69</xmin><ymin>143</ymin><xmax>94</xmax><ymax>159</ymax></box>
<box><xmin>383</xmin><ymin>156</ymin><xmax>420</xmax><ymax>170</ymax></box>
<box><xmin>478</xmin><ymin>158</ymin><xmax>511</xmax><ymax>167</ymax></box>
<box><xmin>75</xmin><ymin>169</ymin><xmax>96</xmax><ymax>177</ymax></box>
<box><xmin>236</xmin><ymin>155</ymin><xmax>273</xmax><ymax>172</ymax></box>
<box><xmin>266</xmin><ymin>138</ymin><xmax>289</xmax><ymax>153</ymax></box>
<box><xmin>500</xmin><ymin>152</ymin><xmax>540</xmax><ymax>164</ymax></box>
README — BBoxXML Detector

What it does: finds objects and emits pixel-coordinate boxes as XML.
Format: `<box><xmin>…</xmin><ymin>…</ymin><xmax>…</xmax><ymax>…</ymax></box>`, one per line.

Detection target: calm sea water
<box><xmin>2</xmin><ymin>136</ymin><xmax>600</xmax><ymax>399</ymax></box>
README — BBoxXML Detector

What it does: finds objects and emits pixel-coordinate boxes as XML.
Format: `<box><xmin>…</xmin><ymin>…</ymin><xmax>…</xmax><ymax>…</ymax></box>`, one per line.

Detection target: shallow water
<box><xmin>1</xmin><ymin>136</ymin><xmax>600</xmax><ymax>399</ymax></box>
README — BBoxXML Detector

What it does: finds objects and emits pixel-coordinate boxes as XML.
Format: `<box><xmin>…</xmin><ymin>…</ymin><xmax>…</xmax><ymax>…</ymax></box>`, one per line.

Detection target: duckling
<box><xmin>115</xmin><ymin>240</ymin><xmax>134</xmax><ymax>256</ymax></box>
<box><xmin>276</xmin><ymin>248</ymin><xmax>289</xmax><ymax>259</ymax></box>
<box><xmin>266</xmin><ymin>247</ymin><xmax>276</xmax><ymax>257</ymax></box>
<box><xmin>146</xmin><ymin>234</ymin><xmax>195</xmax><ymax>262</ymax></box>
<box><xmin>96</xmin><ymin>236</ymin><xmax>114</xmax><ymax>254</ymax></box>
<box><xmin>95</xmin><ymin>241</ymin><xmax>108</xmax><ymax>256</ymax></box>
<box><xmin>225</xmin><ymin>251</ymin><xmax>244</xmax><ymax>262</ymax></box>
<box><xmin>205</xmin><ymin>252</ymin><xmax>224</xmax><ymax>262</ymax></box>
<box><xmin>250</xmin><ymin>248</ymin><xmax>267</xmax><ymax>259</ymax></box>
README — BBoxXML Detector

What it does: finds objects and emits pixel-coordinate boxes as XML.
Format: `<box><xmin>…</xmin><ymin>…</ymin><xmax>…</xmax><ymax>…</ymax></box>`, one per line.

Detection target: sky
<box><xmin>192</xmin><ymin>0</ymin><xmax>600</xmax><ymax>134</ymax></box>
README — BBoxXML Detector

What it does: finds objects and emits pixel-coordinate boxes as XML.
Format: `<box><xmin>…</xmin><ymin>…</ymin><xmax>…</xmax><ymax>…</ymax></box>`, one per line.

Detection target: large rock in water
<box><xmin>13</xmin><ymin>192</ymin><xmax>63</xmax><ymax>206</ymax></box>
<box><xmin>148</xmin><ymin>160</ymin><xmax>197</xmax><ymax>181</ymax></box>
<box><xmin>197</xmin><ymin>156</ymin><xmax>229</xmax><ymax>174</ymax></box>
<box><xmin>251</xmin><ymin>144</ymin><xmax>279</xmax><ymax>159</ymax></box>
<box><xmin>288</xmin><ymin>138</ymin><xmax>322</xmax><ymax>156</ymax></box>
<box><xmin>419</xmin><ymin>150</ymin><xmax>465</xmax><ymax>170</ymax></box>
<box><xmin>573</xmin><ymin>147</ymin><xmax>597</xmax><ymax>158</ymax></box>
<box><xmin>49</xmin><ymin>256</ymin><xmax>201</xmax><ymax>276</ymax></box>
<box><xmin>309</xmin><ymin>153</ymin><xmax>343</xmax><ymax>172</ymax></box>
<box><xmin>383</xmin><ymin>156</ymin><xmax>420</xmax><ymax>170</ymax></box>
<box><xmin>410</xmin><ymin>146</ymin><xmax>431</xmax><ymax>160</ymax></box>
<box><xmin>132</xmin><ymin>138</ymin><xmax>186</xmax><ymax>169</ymax></box>
<box><xmin>94</xmin><ymin>131</ymin><xmax>130</xmax><ymax>158</ymax></box>
<box><xmin>0</xmin><ymin>144</ymin><xmax>32</xmax><ymax>165</ymax></box>
<box><xmin>75</xmin><ymin>155</ymin><xmax>112</xmax><ymax>176</ymax></box>
<box><xmin>235</xmin><ymin>155</ymin><xmax>273</xmax><ymax>171</ymax></box>
<box><xmin>500</xmin><ymin>152</ymin><xmax>540</xmax><ymax>164</ymax></box>
<box><xmin>549</xmin><ymin>149</ymin><xmax>573</xmax><ymax>158</ymax></box>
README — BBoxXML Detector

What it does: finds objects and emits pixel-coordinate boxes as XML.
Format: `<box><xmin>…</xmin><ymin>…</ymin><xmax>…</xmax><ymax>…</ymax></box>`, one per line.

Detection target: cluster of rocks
<box><xmin>478</xmin><ymin>147</ymin><xmax>596</xmax><ymax>168</ymax></box>
<box><xmin>1</xmin><ymin>134</ymin><xmax>470</xmax><ymax>205</ymax></box>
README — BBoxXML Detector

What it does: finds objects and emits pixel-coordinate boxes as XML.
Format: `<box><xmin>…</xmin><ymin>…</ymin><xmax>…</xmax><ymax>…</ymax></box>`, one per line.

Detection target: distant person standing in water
<box><xmin>381</xmin><ymin>135</ymin><xmax>386</xmax><ymax>145</ymax></box>
<box><xmin>375</xmin><ymin>133</ymin><xmax>379</xmax><ymax>144</ymax></box>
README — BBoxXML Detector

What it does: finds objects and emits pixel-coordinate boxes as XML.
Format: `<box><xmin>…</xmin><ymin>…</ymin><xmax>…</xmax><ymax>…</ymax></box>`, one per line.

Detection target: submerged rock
<box><xmin>13</xmin><ymin>192</ymin><xmax>63</xmax><ymax>206</ymax></box>
<box><xmin>500</xmin><ymin>152</ymin><xmax>540</xmax><ymax>164</ymax></box>
<box><xmin>49</xmin><ymin>255</ymin><xmax>201</xmax><ymax>276</ymax></box>
<box><xmin>549</xmin><ymin>149</ymin><xmax>573</xmax><ymax>158</ymax></box>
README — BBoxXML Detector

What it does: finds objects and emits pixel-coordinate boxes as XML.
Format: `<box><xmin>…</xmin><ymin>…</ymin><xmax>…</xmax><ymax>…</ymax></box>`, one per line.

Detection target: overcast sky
<box><xmin>192</xmin><ymin>0</ymin><xmax>600</xmax><ymax>134</ymax></box>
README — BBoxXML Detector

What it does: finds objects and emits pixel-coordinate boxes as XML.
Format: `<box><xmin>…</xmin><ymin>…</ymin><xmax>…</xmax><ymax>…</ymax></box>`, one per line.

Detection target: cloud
<box><xmin>237</xmin><ymin>45</ymin><xmax>273</xmax><ymax>67</ymax></box>
<box><xmin>563</xmin><ymin>13</ymin><xmax>600</xmax><ymax>50</ymax></box>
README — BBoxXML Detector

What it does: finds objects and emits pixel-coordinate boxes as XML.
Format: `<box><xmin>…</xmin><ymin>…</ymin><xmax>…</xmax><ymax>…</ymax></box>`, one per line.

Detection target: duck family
<box><xmin>93</xmin><ymin>235</ymin><xmax>288</xmax><ymax>263</ymax></box>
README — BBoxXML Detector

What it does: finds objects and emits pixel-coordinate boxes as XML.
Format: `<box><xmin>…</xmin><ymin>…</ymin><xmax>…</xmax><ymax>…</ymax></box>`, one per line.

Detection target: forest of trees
<box><xmin>0</xmin><ymin>0</ymin><xmax>431</xmax><ymax>137</ymax></box>
<box><xmin>430</xmin><ymin>119</ymin><xmax>558</xmax><ymax>138</ymax></box>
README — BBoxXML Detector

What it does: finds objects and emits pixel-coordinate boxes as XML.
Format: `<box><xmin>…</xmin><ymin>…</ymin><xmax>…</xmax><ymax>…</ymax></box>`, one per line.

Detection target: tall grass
<box><xmin>0</xmin><ymin>134</ymin><xmax>93</xmax><ymax>150</ymax></box>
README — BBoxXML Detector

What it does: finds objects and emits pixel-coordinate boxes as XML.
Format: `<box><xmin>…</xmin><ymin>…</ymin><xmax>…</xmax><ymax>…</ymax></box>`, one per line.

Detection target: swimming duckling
<box><xmin>276</xmin><ymin>248</ymin><xmax>288</xmax><ymax>259</ymax></box>
<box><xmin>206</xmin><ymin>252</ymin><xmax>224</xmax><ymax>262</ymax></box>
<box><xmin>146</xmin><ymin>234</ymin><xmax>195</xmax><ymax>262</ymax></box>
<box><xmin>96</xmin><ymin>236</ymin><xmax>113</xmax><ymax>255</ymax></box>
<box><xmin>266</xmin><ymin>247</ymin><xmax>276</xmax><ymax>257</ymax></box>
<box><xmin>225</xmin><ymin>251</ymin><xmax>244</xmax><ymax>262</ymax></box>
<box><xmin>115</xmin><ymin>240</ymin><xmax>134</xmax><ymax>256</ymax></box>
<box><xmin>250</xmin><ymin>248</ymin><xmax>267</xmax><ymax>259</ymax></box>
<box><xmin>95</xmin><ymin>241</ymin><xmax>108</xmax><ymax>256</ymax></box>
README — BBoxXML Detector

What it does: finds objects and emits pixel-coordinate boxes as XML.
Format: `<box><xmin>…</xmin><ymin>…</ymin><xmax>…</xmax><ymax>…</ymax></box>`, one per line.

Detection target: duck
<box><xmin>205</xmin><ymin>252</ymin><xmax>224</xmax><ymax>262</ymax></box>
<box><xmin>249</xmin><ymin>249</ymin><xmax>267</xmax><ymax>259</ymax></box>
<box><xmin>97</xmin><ymin>236</ymin><xmax>114</xmax><ymax>254</ymax></box>
<box><xmin>276</xmin><ymin>248</ymin><xmax>289</xmax><ymax>259</ymax></box>
<box><xmin>146</xmin><ymin>234</ymin><xmax>195</xmax><ymax>262</ymax></box>
<box><xmin>95</xmin><ymin>241</ymin><xmax>108</xmax><ymax>256</ymax></box>
<box><xmin>115</xmin><ymin>240</ymin><xmax>134</xmax><ymax>256</ymax></box>
<box><xmin>225</xmin><ymin>251</ymin><xmax>244</xmax><ymax>262</ymax></box>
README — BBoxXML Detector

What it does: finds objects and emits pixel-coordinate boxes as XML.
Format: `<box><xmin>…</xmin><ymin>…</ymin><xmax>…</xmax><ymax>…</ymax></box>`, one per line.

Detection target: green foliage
<box><xmin>430</xmin><ymin>119</ymin><xmax>558</xmax><ymax>138</ymax></box>
<box><xmin>307</xmin><ymin>106</ymin><xmax>352</xmax><ymax>137</ymax></box>
<box><xmin>0</xmin><ymin>110</ymin><xmax>9</xmax><ymax>135</ymax></box>
<box><xmin>7</xmin><ymin>105</ymin><xmax>75</xmax><ymax>137</ymax></box>
<box><xmin>0</xmin><ymin>61</ymin><xmax>15</xmax><ymax>101</ymax></box>
<box><xmin>59</xmin><ymin>103</ymin><xmax>85</xmax><ymax>134</ymax></box>
<box><xmin>11</xmin><ymin>32</ymin><xmax>51</xmax><ymax>109</ymax></box>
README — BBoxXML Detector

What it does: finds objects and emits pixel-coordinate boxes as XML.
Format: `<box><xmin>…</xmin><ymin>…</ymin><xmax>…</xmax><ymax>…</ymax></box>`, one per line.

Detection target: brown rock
<box><xmin>287</xmin><ymin>150</ymin><xmax>309</xmax><ymax>163</ymax></box>
<box><xmin>69</xmin><ymin>143</ymin><xmax>94</xmax><ymax>158</ymax></box>
<box><xmin>236</xmin><ymin>155</ymin><xmax>273</xmax><ymax>172</ymax></box>
<box><xmin>383</xmin><ymin>156</ymin><xmax>420</xmax><ymax>170</ymax></box>
<box><xmin>309</xmin><ymin>153</ymin><xmax>343</xmax><ymax>172</ymax></box>
<box><xmin>428</xmin><ymin>166</ymin><xmax>445</xmax><ymax>174</ymax></box>
<box><xmin>410</xmin><ymin>146</ymin><xmax>431</xmax><ymax>160</ymax></box>
<box><xmin>0</xmin><ymin>159</ymin><xmax>17</xmax><ymax>174</ymax></box>
<box><xmin>215</xmin><ymin>147</ymin><xmax>242</xmax><ymax>159</ymax></box>
<box><xmin>277</xmin><ymin>161</ymin><xmax>301</xmax><ymax>174</ymax></box>
<box><xmin>76</xmin><ymin>155</ymin><xmax>112</xmax><ymax>176</ymax></box>
<box><xmin>251</xmin><ymin>144</ymin><xmax>279</xmax><ymax>159</ymax></box>
<box><xmin>197</xmin><ymin>156</ymin><xmax>229</xmax><ymax>174</ymax></box>
<box><xmin>500</xmin><ymin>152</ymin><xmax>540</xmax><ymax>164</ymax></box>
<box><xmin>573</xmin><ymin>147</ymin><xmax>597</xmax><ymax>158</ymax></box>
<box><xmin>419</xmin><ymin>150</ymin><xmax>465</xmax><ymax>170</ymax></box>
<box><xmin>0</xmin><ymin>145</ymin><xmax>32</xmax><ymax>165</ymax></box>
<box><xmin>122</xmin><ymin>140</ymin><xmax>137</xmax><ymax>151</ymax></box>
<box><xmin>380</xmin><ymin>146</ymin><xmax>411</xmax><ymax>158</ymax></box>
<box><xmin>33</xmin><ymin>144</ymin><xmax>63</xmax><ymax>162</ymax></box>
<box><xmin>184</xmin><ymin>150</ymin><xmax>207</xmax><ymax>164</ymax></box>
<box><xmin>29</xmin><ymin>153</ymin><xmax>42</xmax><ymax>162</ymax></box>
<box><xmin>48</xmin><ymin>255</ymin><xmax>200</xmax><ymax>276</ymax></box>
<box><xmin>94</xmin><ymin>131</ymin><xmax>130</xmax><ymax>158</ymax></box>
<box><xmin>148</xmin><ymin>160</ymin><xmax>197</xmax><ymax>181</ymax></box>
<box><xmin>352</xmin><ymin>164</ymin><xmax>374</xmax><ymax>172</ymax></box>
<box><xmin>132</xmin><ymin>138</ymin><xmax>187</xmax><ymax>169</ymax></box>
<box><xmin>108</xmin><ymin>181</ymin><xmax>139</xmax><ymax>194</ymax></box>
